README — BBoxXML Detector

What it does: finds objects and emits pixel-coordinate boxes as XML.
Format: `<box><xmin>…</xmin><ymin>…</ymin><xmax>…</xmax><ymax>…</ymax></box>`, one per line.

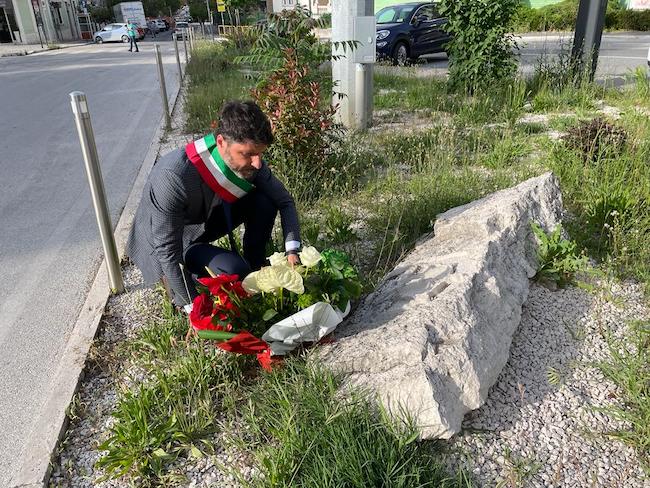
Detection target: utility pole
<box><xmin>331</xmin><ymin>0</ymin><xmax>375</xmax><ymax>129</ymax></box>
<box><xmin>571</xmin><ymin>0</ymin><xmax>608</xmax><ymax>81</ymax></box>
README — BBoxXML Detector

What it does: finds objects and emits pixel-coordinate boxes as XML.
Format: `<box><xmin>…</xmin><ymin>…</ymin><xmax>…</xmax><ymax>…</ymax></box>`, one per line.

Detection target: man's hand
<box><xmin>287</xmin><ymin>253</ymin><xmax>300</xmax><ymax>266</ymax></box>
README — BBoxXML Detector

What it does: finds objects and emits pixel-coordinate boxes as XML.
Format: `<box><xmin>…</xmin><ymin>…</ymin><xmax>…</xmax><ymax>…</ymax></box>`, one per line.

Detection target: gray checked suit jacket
<box><xmin>126</xmin><ymin>147</ymin><xmax>300</xmax><ymax>306</ymax></box>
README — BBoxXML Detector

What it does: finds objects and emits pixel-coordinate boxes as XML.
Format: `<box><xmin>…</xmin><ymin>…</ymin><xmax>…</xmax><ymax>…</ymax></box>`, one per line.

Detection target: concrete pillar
<box><xmin>11</xmin><ymin>0</ymin><xmax>40</xmax><ymax>43</ymax></box>
<box><xmin>331</xmin><ymin>0</ymin><xmax>374</xmax><ymax>128</ymax></box>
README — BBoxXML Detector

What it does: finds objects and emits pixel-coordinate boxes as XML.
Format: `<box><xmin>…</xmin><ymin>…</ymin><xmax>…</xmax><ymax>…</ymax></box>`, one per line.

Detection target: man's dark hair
<box><xmin>218</xmin><ymin>100</ymin><xmax>274</xmax><ymax>146</ymax></box>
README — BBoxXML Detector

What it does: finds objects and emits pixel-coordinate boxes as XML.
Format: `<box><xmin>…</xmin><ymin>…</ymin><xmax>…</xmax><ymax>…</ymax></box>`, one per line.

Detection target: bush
<box><xmin>252</xmin><ymin>49</ymin><xmax>343</xmax><ymax>203</ymax></box>
<box><xmin>439</xmin><ymin>0</ymin><xmax>520</xmax><ymax>92</ymax></box>
<box><xmin>562</xmin><ymin>117</ymin><xmax>627</xmax><ymax>162</ymax></box>
<box><xmin>240</xmin><ymin>7</ymin><xmax>360</xmax><ymax>203</ymax></box>
<box><xmin>515</xmin><ymin>0</ymin><xmax>650</xmax><ymax>32</ymax></box>
<box><xmin>606</xmin><ymin>8</ymin><xmax>650</xmax><ymax>31</ymax></box>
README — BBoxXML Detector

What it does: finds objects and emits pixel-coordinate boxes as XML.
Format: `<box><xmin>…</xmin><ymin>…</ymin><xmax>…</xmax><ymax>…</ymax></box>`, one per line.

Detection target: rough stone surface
<box><xmin>320</xmin><ymin>172</ymin><xmax>564</xmax><ymax>439</ymax></box>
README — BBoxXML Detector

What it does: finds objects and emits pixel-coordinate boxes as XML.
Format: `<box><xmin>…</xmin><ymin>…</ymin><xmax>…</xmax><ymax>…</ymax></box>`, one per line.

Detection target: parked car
<box><xmin>173</xmin><ymin>21</ymin><xmax>189</xmax><ymax>40</ymax></box>
<box><xmin>375</xmin><ymin>2</ymin><xmax>451</xmax><ymax>66</ymax></box>
<box><xmin>154</xmin><ymin>19</ymin><xmax>167</xmax><ymax>31</ymax></box>
<box><xmin>93</xmin><ymin>23</ymin><xmax>144</xmax><ymax>43</ymax></box>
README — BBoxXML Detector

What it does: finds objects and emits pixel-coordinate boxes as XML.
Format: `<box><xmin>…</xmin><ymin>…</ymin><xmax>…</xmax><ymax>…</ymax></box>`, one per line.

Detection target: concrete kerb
<box><xmin>0</xmin><ymin>41</ymin><xmax>92</xmax><ymax>58</ymax></box>
<box><xmin>11</xmin><ymin>67</ymin><xmax>185</xmax><ymax>488</ymax></box>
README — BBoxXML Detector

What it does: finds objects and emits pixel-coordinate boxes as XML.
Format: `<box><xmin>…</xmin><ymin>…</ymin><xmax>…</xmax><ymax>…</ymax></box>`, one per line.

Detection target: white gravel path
<box><xmin>444</xmin><ymin>280</ymin><xmax>649</xmax><ymax>488</ymax></box>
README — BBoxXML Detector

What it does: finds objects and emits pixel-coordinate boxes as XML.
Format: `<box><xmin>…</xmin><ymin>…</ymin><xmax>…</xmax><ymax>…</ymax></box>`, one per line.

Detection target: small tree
<box><xmin>90</xmin><ymin>6</ymin><xmax>113</xmax><ymax>24</ymax></box>
<box><xmin>236</xmin><ymin>7</ymin><xmax>354</xmax><ymax>201</ymax></box>
<box><xmin>189</xmin><ymin>0</ymin><xmax>209</xmax><ymax>23</ymax></box>
<box><xmin>438</xmin><ymin>0</ymin><xmax>520</xmax><ymax>92</ymax></box>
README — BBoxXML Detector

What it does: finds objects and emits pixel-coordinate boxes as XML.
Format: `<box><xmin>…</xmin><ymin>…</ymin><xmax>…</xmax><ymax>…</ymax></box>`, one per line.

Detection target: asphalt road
<box><xmin>0</xmin><ymin>32</ymin><xmax>181</xmax><ymax>485</ymax></box>
<box><xmin>409</xmin><ymin>32</ymin><xmax>650</xmax><ymax>82</ymax></box>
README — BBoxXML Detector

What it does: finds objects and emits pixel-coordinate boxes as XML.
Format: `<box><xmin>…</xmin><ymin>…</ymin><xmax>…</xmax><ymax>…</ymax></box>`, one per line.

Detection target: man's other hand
<box><xmin>287</xmin><ymin>253</ymin><xmax>300</xmax><ymax>266</ymax></box>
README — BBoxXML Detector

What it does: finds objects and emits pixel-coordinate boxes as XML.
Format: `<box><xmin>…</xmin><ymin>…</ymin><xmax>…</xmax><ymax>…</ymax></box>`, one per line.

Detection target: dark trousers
<box><xmin>128</xmin><ymin>36</ymin><xmax>139</xmax><ymax>52</ymax></box>
<box><xmin>183</xmin><ymin>190</ymin><xmax>278</xmax><ymax>280</ymax></box>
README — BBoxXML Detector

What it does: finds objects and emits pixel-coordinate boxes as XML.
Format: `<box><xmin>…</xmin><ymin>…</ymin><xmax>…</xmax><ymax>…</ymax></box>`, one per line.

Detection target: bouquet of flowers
<box><xmin>189</xmin><ymin>246</ymin><xmax>362</xmax><ymax>369</ymax></box>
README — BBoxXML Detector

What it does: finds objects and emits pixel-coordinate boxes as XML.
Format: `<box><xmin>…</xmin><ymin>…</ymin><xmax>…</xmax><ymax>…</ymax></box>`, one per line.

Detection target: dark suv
<box><xmin>375</xmin><ymin>2</ymin><xmax>451</xmax><ymax>65</ymax></box>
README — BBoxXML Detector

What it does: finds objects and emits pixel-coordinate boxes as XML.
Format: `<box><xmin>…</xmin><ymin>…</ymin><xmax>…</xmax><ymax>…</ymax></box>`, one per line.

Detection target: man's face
<box><xmin>216</xmin><ymin>134</ymin><xmax>267</xmax><ymax>180</ymax></box>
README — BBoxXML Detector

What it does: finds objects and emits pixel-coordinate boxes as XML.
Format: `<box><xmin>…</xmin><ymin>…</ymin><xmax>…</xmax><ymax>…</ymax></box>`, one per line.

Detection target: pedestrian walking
<box><xmin>148</xmin><ymin>20</ymin><xmax>158</xmax><ymax>38</ymax></box>
<box><xmin>127</xmin><ymin>20</ymin><xmax>139</xmax><ymax>52</ymax></box>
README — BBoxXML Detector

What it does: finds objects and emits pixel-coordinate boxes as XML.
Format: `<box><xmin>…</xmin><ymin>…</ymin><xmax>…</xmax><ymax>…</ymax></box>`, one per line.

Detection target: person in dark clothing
<box><xmin>127</xmin><ymin>101</ymin><xmax>301</xmax><ymax>310</ymax></box>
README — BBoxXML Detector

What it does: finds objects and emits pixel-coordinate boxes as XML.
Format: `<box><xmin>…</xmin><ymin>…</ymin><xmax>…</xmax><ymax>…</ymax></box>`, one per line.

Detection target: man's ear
<box><xmin>216</xmin><ymin>133</ymin><xmax>225</xmax><ymax>151</ymax></box>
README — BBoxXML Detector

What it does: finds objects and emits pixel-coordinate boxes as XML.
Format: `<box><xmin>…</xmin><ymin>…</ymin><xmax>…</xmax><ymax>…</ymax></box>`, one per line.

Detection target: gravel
<box><xmin>443</xmin><ymin>280</ymin><xmax>649</xmax><ymax>487</ymax></box>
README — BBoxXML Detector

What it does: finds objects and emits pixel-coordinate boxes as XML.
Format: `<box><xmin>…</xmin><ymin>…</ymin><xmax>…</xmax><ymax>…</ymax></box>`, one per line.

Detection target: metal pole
<box><xmin>69</xmin><ymin>92</ymin><xmax>124</xmax><ymax>293</ymax></box>
<box><xmin>173</xmin><ymin>34</ymin><xmax>183</xmax><ymax>83</ymax></box>
<box><xmin>572</xmin><ymin>0</ymin><xmax>608</xmax><ymax>81</ymax></box>
<box><xmin>354</xmin><ymin>63</ymin><xmax>368</xmax><ymax>129</ymax></box>
<box><xmin>154</xmin><ymin>43</ymin><xmax>171</xmax><ymax>130</ymax></box>
<box><xmin>183</xmin><ymin>29</ymin><xmax>188</xmax><ymax>64</ymax></box>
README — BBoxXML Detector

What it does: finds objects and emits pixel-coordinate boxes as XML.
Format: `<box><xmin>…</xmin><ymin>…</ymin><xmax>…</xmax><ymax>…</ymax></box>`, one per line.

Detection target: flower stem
<box><xmin>197</xmin><ymin>330</ymin><xmax>237</xmax><ymax>341</ymax></box>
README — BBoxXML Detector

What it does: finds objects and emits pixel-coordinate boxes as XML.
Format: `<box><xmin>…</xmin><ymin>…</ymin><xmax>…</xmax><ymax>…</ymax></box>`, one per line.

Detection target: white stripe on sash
<box><xmin>195</xmin><ymin>138</ymin><xmax>248</xmax><ymax>199</ymax></box>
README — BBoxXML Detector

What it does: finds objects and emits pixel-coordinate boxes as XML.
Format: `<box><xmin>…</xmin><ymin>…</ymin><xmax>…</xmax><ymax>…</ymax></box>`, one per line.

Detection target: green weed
<box><xmin>531</xmin><ymin>222</ymin><xmax>588</xmax><ymax>288</ymax></box>
<box><xmin>184</xmin><ymin>40</ymin><xmax>253</xmax><ymax>133</ymax></box>
<box><xmin>596</xmin><ymin>321</ymin><xmax>650</xmax><ymax>473</ymax></box>
<box><xmin>237</xmin><ymin>358</ymin><xmax>468</xmax><ymax>488</ymax></box>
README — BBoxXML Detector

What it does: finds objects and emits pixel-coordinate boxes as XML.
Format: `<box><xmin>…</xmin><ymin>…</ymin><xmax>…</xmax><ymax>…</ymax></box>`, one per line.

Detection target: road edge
<box><xmin>10</xmin><ymin>69</ymin><xmax>184</xmax><ymax>488</ymax></box>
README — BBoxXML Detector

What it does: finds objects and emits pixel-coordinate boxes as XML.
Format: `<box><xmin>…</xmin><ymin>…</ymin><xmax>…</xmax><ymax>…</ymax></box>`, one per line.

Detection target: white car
<box><xmin>93</xmin><ymin>23</ymin><xmax>142</xmax><ymax>43</ymax></box>
<box><xmin>154</xmin><ymin>19</ymin><xmax>167</xmax><ymax>31</ymax></box>
<box><xmin>173</xmin><ymin>21</ymin><xmax>189</xmax><ymax>40</ymax></box>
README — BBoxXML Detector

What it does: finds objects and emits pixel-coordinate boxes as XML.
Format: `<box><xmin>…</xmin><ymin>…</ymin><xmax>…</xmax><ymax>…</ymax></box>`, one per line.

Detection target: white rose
<box><xmin>298</xmin><ymin>246</ymin><xmax>322</xmax><ymax>268</ymax></box>
<box><xmin>268</xmin><ymin>252</ymin><xmax>288</xmax><ymax>267</ymax></box>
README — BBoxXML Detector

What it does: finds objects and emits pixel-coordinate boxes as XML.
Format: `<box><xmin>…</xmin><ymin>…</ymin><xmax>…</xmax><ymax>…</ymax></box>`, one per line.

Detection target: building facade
<box><xmin>0</xmin><ymin>0</ymin><xmax>81</xmax><ymax>44</ymax></box>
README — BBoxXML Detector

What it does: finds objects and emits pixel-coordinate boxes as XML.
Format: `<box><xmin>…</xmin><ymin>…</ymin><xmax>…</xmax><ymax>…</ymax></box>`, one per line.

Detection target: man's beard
<box><xmin>223</xmin><ymin>147</ymin><xmax>258</xmax><ymax>180</ymax></box>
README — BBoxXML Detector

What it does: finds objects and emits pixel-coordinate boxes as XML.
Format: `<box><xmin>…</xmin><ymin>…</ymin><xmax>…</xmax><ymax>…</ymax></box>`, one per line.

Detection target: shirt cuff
<box><xmin>285</xmin><ymin>240</ymin><xmax>301</xmax><ymax>252</ymax></box>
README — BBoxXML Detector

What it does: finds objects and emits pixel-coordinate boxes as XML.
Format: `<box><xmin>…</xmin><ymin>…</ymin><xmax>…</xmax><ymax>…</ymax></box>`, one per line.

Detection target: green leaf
<box><xmin>153</xmin><ymin>448</ymin><xmax>169</xmax><ymax>458</ymax></box>
<box><xmin>263</xmin><ymin>309</ymin><xmax>279</xmax><ymax>321</ymax></box>
<box><xmin>190</xmin><ymin>444</ymin><xmax>203</xmax><ymax>459</ymax></box>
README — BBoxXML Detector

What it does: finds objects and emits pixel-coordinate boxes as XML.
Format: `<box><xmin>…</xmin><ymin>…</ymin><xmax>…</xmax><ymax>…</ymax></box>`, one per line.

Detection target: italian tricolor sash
<box><xmin>186</xmin><ymin>134</ymin><xmax>254</xmax><ymax>203</ymax></box>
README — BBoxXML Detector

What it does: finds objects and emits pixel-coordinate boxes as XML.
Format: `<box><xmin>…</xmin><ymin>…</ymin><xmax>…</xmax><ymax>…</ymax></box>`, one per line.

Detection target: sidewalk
<box><xmin>0</xmin><ymin>40</ymin><xmax>90</xmax><ymax>57</ymax></box>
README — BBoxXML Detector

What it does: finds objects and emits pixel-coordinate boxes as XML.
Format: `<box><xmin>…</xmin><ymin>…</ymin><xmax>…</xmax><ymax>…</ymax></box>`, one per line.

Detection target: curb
<box><xmin>0</xmin><ymin>42</ymin><xmax>92</xmax><ymax>58</ymax></box>
<box><xmin>10</xmin><ymin>61</ymin><xmax>185</xmax><ymax>488</ymax></box>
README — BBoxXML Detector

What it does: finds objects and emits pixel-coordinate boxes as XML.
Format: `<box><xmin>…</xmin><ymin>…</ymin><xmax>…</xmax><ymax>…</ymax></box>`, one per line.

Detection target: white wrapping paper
<box><xmin>262</xmin><ymin>301</ymin><xmax>350</xmax><ymax>355</ymax></box>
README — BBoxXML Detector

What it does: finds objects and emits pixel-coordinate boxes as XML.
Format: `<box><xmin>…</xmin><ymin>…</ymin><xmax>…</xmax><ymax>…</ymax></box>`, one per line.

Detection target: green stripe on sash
<box><xmin>204</xmin><ymin>134</ymin><xmax>254</xmax><ymax>193</ymax></box>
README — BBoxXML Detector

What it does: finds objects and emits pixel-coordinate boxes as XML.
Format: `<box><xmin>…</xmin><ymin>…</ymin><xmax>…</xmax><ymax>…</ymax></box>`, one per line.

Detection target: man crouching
<box><xmin>127</xmin><ymin>100</ymin><xmax>301</xmax><ymax>310</ymax></box>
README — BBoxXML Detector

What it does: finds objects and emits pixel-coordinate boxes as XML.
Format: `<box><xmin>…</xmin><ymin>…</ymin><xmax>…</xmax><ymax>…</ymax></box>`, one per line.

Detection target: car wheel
<box><xmin>122</xmin><ymin>35</ymin><xmax>129</xmax><ymax>43</ymax></box>
<box><xmin>95</xmin><ymin>36</ymin><xmax>103</xmax><ymax>44</ymax></box>
<box><xmin>392</xmin><ymin>42</ymin><xmax>409</xmax><ymax>67</ymax></box>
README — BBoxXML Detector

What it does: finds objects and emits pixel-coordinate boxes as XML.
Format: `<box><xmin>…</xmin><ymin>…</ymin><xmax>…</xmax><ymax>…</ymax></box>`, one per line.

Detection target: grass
<box><xmin>96</xmin><ymin>295</ymin><xmax>252</xmax><ymax>483</ymax></box>
<box><xmin>92</xmin><ymin>38</ymin><xmax>650</xmax><ymax>486</ymax></box>
<box><xmin>184</xmin><ymin>40</ymin><xmax>254</xmax><ymax>134</ymax></box>
<box><xmin>96</xmin><ymin>295</ymin><xmax>472</xmax><ymax>486</ymax></box>
<box><xmin>230</xmin><ymin>358</ymin><xmax>469</xmax><ymax>488</ymax></box>
<box><xmin>596</xmin><ymin>321</ymin><xmax>650</xmax><ymax>474</ymax></box>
